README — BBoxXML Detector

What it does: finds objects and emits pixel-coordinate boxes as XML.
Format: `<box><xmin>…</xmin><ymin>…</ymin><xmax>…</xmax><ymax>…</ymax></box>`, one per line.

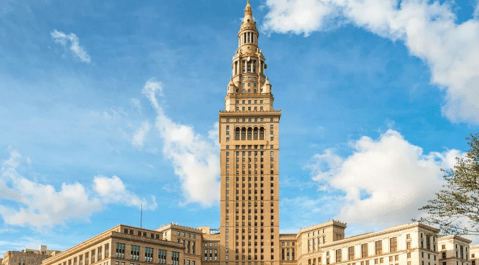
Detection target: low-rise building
<box><xmin>42</xmin><ymin>225</ymin><xmax>184</xmax><ymax>265</ymax></box>
<box><xmin>295</xmin><ymin>222</ymin><xmax>440</xmax><ymax>265</ymax></box>
<box><xmin>438</xmin><ymin>236</ymin><xmax>471</xmax><ymax>265</ymax></box>
<box><xmin>2</xmin><ymin>246</ymin><xmax>60</xmax><ymax>265</ymax></box>
<box><xmin>469</xmin><ymin>245</ymin><xmax>479</xmax><ymax>265</ymax></box>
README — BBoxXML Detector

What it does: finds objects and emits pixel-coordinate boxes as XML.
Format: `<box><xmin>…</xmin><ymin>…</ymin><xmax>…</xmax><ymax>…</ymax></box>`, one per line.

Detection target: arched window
<box><xmin>253</xmin><ymin>128</ymin><xmax>259</xmax><ymax>140</ymax></box>
<box><xmin>241</xmin><ymin>128</ymin><xmax>246</xmax><ymax>140</ymax></box>
<box><xmin>235</xmin><ymin>128</ymin><xmax>240</xmax><ymax>140</ymax></box>
<box><xmin>247</xmin><ymin>128</ymin><xmax>252</xmax><ymax>140</ymax></box>
<box><xmin>260</xmin><ymin>127</ymin><xmax>265</xmax><ymax>140</ymax></box>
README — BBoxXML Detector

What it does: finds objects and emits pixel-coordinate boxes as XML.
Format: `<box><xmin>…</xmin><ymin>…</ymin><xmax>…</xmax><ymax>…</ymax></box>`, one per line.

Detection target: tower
<box><xmin>219</xmin><ymin>1</ymin><xmax>281</xmax><ymax>265</ymax></box>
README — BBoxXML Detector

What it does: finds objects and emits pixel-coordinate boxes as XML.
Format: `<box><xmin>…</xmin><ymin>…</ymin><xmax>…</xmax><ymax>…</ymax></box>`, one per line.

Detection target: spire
<box><xmin>244</xmin><ymin>0</ymin><xmax>253</xmax><ymax>22</ymax></box>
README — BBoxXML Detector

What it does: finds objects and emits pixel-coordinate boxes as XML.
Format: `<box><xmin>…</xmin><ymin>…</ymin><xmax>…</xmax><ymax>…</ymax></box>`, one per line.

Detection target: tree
<box><xmin>415</xmin><ymin>132</ymin><xmax>479</xmax><ymax>236</ymax></box>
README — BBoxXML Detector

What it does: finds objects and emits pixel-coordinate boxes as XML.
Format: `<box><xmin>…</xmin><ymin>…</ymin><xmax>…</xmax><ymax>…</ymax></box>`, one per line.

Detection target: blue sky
<box><xmin>1</xmin><ymin>0</ymin><xmax>479</xmax><ymax>254</ymax></box>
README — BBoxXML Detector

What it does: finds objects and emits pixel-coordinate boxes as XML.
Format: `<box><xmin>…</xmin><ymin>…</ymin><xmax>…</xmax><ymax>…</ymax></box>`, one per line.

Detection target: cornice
<box><xmin>219</xmin><ymin>110</ymin><xmax>282</xmax><ymax>117</ymax></box>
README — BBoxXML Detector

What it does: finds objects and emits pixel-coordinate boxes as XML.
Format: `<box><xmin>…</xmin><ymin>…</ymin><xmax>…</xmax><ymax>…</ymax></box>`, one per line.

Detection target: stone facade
<box><xmin>469</xmin><ymin>245</ymin><xmax>479</xmax><ymax>265</ymax></box>
<box><xmin>437</xmin><ymin>236</ymin><xmax>471</xmax><ymax>265</ymax></box>
<box><xmin>2</xmin><ymin>246</ymin><xmax>60</xmax><ymax>265</ymax></box>
<box><xmin>218</xmin><ymin>0</ymin><xmax>280</xmax><ymax>264</ymax></box>
<box><xmin>42</xmin><ymin>225</ymin><xmax>185</xmax><ymax>265</ymax></box>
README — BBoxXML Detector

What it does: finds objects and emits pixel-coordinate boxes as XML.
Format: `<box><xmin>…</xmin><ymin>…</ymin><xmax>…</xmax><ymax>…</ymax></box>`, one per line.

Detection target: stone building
<box><xmin>32</xmin><ymin>2</ymin><xmax>476</xmax><ymax>265</ymax></box>
<box><xmin>42</xmin><ymin>225</ymin><xmax>185</xmax><ymax>265</ymax></box>
<box><xmin>437</xmin><ymin>236</ymin><xmax>471</xmax><ymax>265</ymax></box>
<box><xmin>218</xmin><ymin>0</ymin><xmax>281</xmax><ymax>264</ymax></box>
<box><xmin>2</xmin><ymin>246</ymin><xmax>60</xmax><ymax>265</ymax></box>
<box><xmin>469</xmin><ymin>245</ymin><xmax>479</xmax><ymax>265</ymax></box>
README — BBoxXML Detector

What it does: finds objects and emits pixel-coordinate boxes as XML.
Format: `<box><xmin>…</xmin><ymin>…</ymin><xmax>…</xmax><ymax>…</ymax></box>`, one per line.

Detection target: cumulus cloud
<box><xmin>132</xmin><ymin>122</ymin><xmax>151</xmax><ymax>147</ymax></box>
<box><xmin>142</xmin><ymin>79</ymin><xmax>220</xmax><ymax>207</ymax></box>
<box><xmin>0</xmin><ymin>149</ymin><xmax>156</xmax><ymax>228</ymax></box>
<box><xmin>475</xmin><ymin>0</ymin><xmax>479</xmax><ymax>18</ymax></box>
<box><xmin>51</xmin><ymin>29</ymin><xmax>91</xmax><ymax>63</ymax></box>
<box><xmin>307</xmin><ymin>129</ymin><xmax>463</xmax><ymax>229</ymax></box>
<box><xmin>262</xmin><ymin>0</ymin><xmax>479</xmax><ymax>124</ymax></box>
<box><xmin>93</xmin><ymin>175</ymin><xmax>157</xmax><ymax>210</ymax></box>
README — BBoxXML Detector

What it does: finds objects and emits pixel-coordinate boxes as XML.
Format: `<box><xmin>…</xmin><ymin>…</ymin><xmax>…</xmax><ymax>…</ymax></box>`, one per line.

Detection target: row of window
<box><xmin>236</xmin><ymin>99</ymin><xmax>262</xmax><ymax>105</ymax></box>
<box><xmin>308</xmin><ymin>229</ymin><xmax>328</xmax><ymax>237</ymax></box>
<box><xmin>225</xmin><ymin>176</ymin><xmax>275</xmax><ymax>184</ymax></box>
<box><xmin>115</xmin><ymin>254</ymin><xmax>190</xmax><ymax>265</ymax></box>
<box><xmin>309</xmin><ymin>254</ymin><xmax>401</xmax><ymax>265</ymax></box>
<box><xmin>123</xmin><ymin>228</ymin><xmax>160</xmax><ymax>240</ymax></box>
<box><xmin>225</xmin><ymin>195</ymin><xmax>275</xmax><ymax>201</ymax></box>
<box><xmin>226</xmin><ymin>254</ymin><xmax>274</xmax><ymax>261</ymax></box>
<box><xmin>225</xmin><ymin>118</ymin><xmax>276</xmax><ymax>123</ymax></box>
<box><xmin>225</xmin><ymin>145</ymin><xmax>273</xmax><ymax>150</ymax></box>
<box><xmin>175</xmin><ymin>231</ymin><xmax>196</xmax><ymax>239</ymax></box>
<box><xmin>281</xmin><ymin>241</ymin><xmax>295</xmax><ymax>246</ymax></box>
<box><xmin>57</xmin><ymin>244</ymin><xmax>110</xmax><ymax>265</ymax></box>
<box><xmin>115</xmin><ymin>244</ymin><xmax>179</xmax><ymax>265</ymax></box>
<box><xmin>282</xmin><ymin>248</ymin><xmax>295</xmax><ymax>261</ymax></box>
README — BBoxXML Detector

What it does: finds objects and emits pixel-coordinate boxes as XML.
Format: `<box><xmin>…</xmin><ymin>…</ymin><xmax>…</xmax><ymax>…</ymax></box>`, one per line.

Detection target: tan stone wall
<box><xmin>438</xmin><ymin>236</ymin><xmax>472</xmax><ymax>265</ymax></box>
<box><xmin>43</xmin><ymin>225</ymin><xmax>185</xmax><ymax>265</ymax></box>
<box><xmin>3</xmin><ymin>251</ymin><xmax>53</xmax><ymax>265</ymax></box>
<box><xmin>295</xmin><ymin>223</ymin><xmax>440</xmax><ymax>265</ymax></box>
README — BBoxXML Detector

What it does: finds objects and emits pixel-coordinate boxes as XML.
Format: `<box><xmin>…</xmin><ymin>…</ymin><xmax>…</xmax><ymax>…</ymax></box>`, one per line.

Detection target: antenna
<box><xmin>140</xmin><ymin>203</ymin><xmax>143</xmax><ymax>228</ymax></box>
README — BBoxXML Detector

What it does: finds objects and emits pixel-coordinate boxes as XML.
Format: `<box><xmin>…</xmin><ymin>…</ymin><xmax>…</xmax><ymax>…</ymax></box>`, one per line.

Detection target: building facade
<box><xmin>19</xmin><ymin>2</ymin><xmax>478</xmax><ymax>265</ymax></box>
<box><xmin>437</xmin><ymin>236</ymin><xmax>471</xmax><ymax>265</ymax></box>
<box><xmin>42</xmin><ymin>225</ymin><xmax>186</xmax><ymax>265</ymax></box>
<box><xmin>2</xmin><ymin>246</ymin><xmax>60</xmax><ymax>265</ymax></box>
<box><xmin>218</xmin><ymin>1</ymin><xmax>281</xmax><ymax>265</ymax></box>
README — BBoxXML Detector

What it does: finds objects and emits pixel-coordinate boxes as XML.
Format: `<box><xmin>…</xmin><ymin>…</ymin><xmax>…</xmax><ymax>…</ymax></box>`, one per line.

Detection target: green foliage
<box><xmin>414</xmin><ymin>133</ymin><xmax>479</xmax><ymax>236</ymax></box>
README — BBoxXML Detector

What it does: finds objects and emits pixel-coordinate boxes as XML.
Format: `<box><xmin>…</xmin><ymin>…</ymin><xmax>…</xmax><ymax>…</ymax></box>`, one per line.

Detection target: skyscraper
<box><xmin>219</xmin><ymin>1</ymin><xmax>281</xmax><ymax>264</ymax></box>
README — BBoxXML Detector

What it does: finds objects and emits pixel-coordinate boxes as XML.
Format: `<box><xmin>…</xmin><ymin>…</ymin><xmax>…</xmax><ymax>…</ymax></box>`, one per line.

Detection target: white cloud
<box><xmin>142</xmin><ymin>79</ymin><xmax>220</xmax><ymax>207</ymax></box>
<box><xmin>0</xmin><ymin>149</ymin><xmax>156</xmax><ymax>228</ymax></box>
<box><xmin>262</xmin><ymin>0</ymin><xmax>479</xmax><ymax>124</ymax></box>
<box><xmin>307</xmin><ymin>129</ymin><xmax>464</xmax><ymax>229</ymax></box>
<box><xmin>51</xmin><ymin>29</ymin><xmax>91</xmax><ymax>63</ymax></box>
<box><xmin>132</xmin><ymin>122</ymin><xmax>151</xmax><ymax>147</ymax></box>
<box><xmin>475</xmin><ymin>0</ymin><xmax>479</xmax><ymax>18</ymax></box>
<box><xmin>93</xmin><ymin>175</ymin><xmax>157</xmax><ymax>210</ymax></box>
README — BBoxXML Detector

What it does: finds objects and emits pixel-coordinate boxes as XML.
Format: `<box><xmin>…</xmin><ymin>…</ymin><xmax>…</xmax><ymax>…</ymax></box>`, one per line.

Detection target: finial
<box><xmin>245</xmin><ymin>0</ymin><xmax>252</xmax><ymax>17</ymax></box>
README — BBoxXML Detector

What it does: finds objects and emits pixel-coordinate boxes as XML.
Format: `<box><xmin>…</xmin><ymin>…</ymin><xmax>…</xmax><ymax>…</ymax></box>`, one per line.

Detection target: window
<box><xmin>348</xmin><ymin>246</ymin><xmax>355</xmax><ymax>261</ymax></box>
<box><xmin>98</xmin><ymin>246</ymin><xmax>102</xmax><ymax>261</ymax></box>
<box><xmin>116</xmin><ymin>243</ymin><xmax>125</xmax><ymax>259</ymax></box>
<box><xmin>390</xmin><ymin>237</ymin><xmax>397</xmax><ymax>253</ymax></box>
<box><xmin>130</xmin><ymin>246</ymin><xmax>140</xmax><ymax>261</ymax></box>
<box><xmin>105</xmin><ymin>244</ymin><xmax>110</xmax><ymax>258</ymax></box>
<box><xmin>362</xmin><ymin>244</ymin><xmax>368</xmax><ymax>258</ymax></box>
<box><xmin>144</xmin><ymin>248</ymin><xmax>153</xmax><ymax>263</ymax></box>
<box><xmin>336</xmin><ymin>249</ymin><xmax>342</xmax><ymax>263</ymax></box>
<box><xmin>171</xmin><ymin>252</ymin><xmax>179</xmax><ymax>265</ymax></box>
<box><xmin>158</xmin><ymin>250</ymin><xmax>167</xmax><ymax>264</ymax></box>
<box><xmin>375</xmin><ymin>241</ymin><xmax>382</xmax><ymax>255</ymax></box>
